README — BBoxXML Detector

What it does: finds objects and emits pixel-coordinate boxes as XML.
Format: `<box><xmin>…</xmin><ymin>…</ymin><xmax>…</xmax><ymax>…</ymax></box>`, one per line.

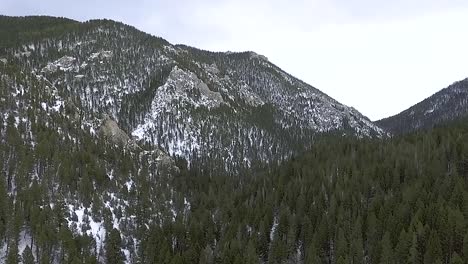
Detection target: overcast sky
<box><xmin>3</xmin><ymin>0</ymin><xmax>468</xmax><ymax>120</ymax></box>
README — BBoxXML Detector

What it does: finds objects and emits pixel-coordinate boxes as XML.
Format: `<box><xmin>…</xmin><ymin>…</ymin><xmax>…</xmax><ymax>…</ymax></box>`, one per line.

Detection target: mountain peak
<box><xmin>248</xmin><ymin>51</ymin><xmax>269</xmax><ymax>61</ymax></box>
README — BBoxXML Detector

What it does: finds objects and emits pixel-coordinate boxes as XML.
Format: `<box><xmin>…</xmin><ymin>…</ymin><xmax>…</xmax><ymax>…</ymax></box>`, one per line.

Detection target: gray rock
<box><xmin>99</xmin><ymin>114</ymin><xmax>134</xmax><ymax>148</ymax></box>
<box><xmin>99</xmin><ymin>115</ymin><xmax>177</xmax><ymax>170</ymax></box>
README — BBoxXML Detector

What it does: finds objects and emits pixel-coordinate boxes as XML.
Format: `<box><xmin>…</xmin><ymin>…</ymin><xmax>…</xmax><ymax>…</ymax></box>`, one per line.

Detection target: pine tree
<box><xmin>408</xmin><ymin>230</ymin><xmax>422</xmax><ymax>264</ymax></box>
<box><xmin>0</xmin><ymin>176</ymin><xmax>8</xmax><ymax>240</ymax></box>
<box><xmin>395</xmin><ymin>229</ymin><xmax>410</xmax><ymax>263</ymax></box>
<box><xmin>21</xmin><ymin>246</ymin><xmax>35</xmax><ymax>264</ymax></box>
<box><xmin>198</xmin><ymin>245</ymin><xmax>214</xmax><ymax>264</ymax></box>
<box><xmin>463</xmin><ymin>232</ymin><xmax>468</xmax><ymax>260</ymax></box>
<box><xmin>337</xmin><ymin>256</ymin><xmax>347</xmax><ymax>264</ymax></box>
<box><xmin>6</xmin><ymin>241</ymin><xmax>19</xmax><ymax>264</ymax></box>
<box><xmin>335</xmin><ymin>227</ymin><xmax>348</xmax><ymax>262</ymax></box>
<box><xmin>380</xmin><ymin>232</ymin><xmax>393</xmax><ymax>264</ymax></box>
<box><xmin>351</xmin><ymin>218</ymin><xmax>364</xmax><ymax>264</ymax></box>
<box><xmin>366</xmin><ymin>211</ymin><xmax>379</xmax><ymax>263</ymax></box>
<box><xmin>424</xmin><ymin>230</ymin><xmax>442</xmax><ymax>264</ymax></box>
<box><xmin>244</xmin><ymin>239</ymin><xmax>259</xmax><ymax>264</ymax></box>
<box><xmin>450</xmin><ymin>252</ymin><xmax>463</xmax><ymax>264</ymax></box>
<box><xmin>105</xmin><ymin>228</ymin><xmax>124</xmax><ymax>264</ymax></box>
<box><xmin>305</xmin><ymin>242</ymin><xmax>321</xmax><ymax>264</ymax></box>
<box><xmin>268</xmin><ymin>233</ymin><xmax>287</xmax><ymax>264</ymax></box>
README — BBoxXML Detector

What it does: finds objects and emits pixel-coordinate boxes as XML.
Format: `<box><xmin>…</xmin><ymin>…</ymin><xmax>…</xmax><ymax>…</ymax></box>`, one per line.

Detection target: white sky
<box><xmin>3</xmin><ymin>0</ymin><xmax>468</xmax><ymax>120</ymax></box>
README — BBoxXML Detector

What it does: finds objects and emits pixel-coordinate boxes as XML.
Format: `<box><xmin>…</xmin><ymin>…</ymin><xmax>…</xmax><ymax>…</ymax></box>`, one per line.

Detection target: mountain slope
<box><xmin>1</xmin><ymin>16</ymin><xmax>383</xmax><ymax>174</ymax></box>
<box><xmin>377</xmin><ymin>78</ymin><xmax>468</xmax><ymax>134</ymax></box>
<box><xmin>4</xmin><ymin>15</ymin><xmax>468</xmax><ymax>264</ymax></box>
<box><xmin>0</xmin><ymin>16</ymin><xmax>182</xmax><ymax>263</ymax></box>
<box><xmin>0</xmin><ymin>15</ymin><xmax>384</xmax><ymax>263</ymax></box>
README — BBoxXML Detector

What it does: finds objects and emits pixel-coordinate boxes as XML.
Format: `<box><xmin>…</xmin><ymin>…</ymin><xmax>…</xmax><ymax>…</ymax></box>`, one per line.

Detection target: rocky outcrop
<box><xmin>99</xmin><ymin>114</ymin><xmax>176</xmax><ymax>169</ymax></box>
<box><xmin>99</xmin><ymin>114</ymin><xmax>135</xmax><ymax>148</ymax></box>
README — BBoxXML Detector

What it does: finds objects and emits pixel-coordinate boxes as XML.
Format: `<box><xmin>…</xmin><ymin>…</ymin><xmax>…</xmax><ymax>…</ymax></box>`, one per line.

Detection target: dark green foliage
<box><xmin>105</xmin><ymin>229</ymin><xmax>124</xmax><ymax>264</ymax></box>
<box><xmin>380</xmin><ymin>232</ymin><xmax>393</xmax><ymax>264</ymax></box>
<box><xmin>425</xmin><ymin>230</ymin><xmax>443</xmax><ymax>264</ymax></box>
<box><xmin>451</xmin><ymin>252</ymin><xmax>463</xmax><ymax>264</ymax></box>
<box><xmin>6</xmin><ymin>241</ymin><xmax>19</xmax><ymax>264</ymax></box>
<box><xmin>0</xmin><ymin>15</ymin><xmax>78</xmax><ymax>52</ymax></box>
<box><xmin>395</xmin><ymin>229</ymin><xmax>410</xmax><ymax>263</ymax></box>
<box><xmin>151</xmin><ymin>118</ymin><xmax>468</xmax><ymax>263</ymax></box>
<box><xmin>21</xmin><ymin>246</ymin><xmax>35</xmax><ymax>264</ymax></box>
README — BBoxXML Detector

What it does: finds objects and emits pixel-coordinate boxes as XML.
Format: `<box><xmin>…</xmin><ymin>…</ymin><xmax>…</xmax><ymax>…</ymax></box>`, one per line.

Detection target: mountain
<box><xmin>3</xmin><ymin>15</ymin><xmax>468</xmax><ymax>264</ymax></box>
<box><xmin>0</xmin><ymin>15</ymin><xmax>386</xmax><ymax>263</ymax></box>
<box><xmin>377</xmin><ymin>78</ymin><xmax>468</xmax><ymax>134</ymax></box>
<box><xmin>1</xmin><ymin>16</ymin><xmax>383</xmax><ymax>174</ymax></box>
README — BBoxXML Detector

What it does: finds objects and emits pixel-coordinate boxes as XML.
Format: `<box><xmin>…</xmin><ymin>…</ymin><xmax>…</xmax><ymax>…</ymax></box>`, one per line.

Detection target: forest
<box><xmin>2</xmin><ymin>106</ymin><xmax>468</xmax><ymax>263</ymax></box>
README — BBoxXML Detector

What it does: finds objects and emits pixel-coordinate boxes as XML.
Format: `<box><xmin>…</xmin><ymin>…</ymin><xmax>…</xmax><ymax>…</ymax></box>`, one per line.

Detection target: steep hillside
<box><xmin>0</xmin><ymin>16</ymin><xmax>181</xmax><ymax>263</ymax></box>
<box><xmin>377</xmin><ymin>78</ymin><xmax>468</xmax><ymax>134</ymax></box>
<box><xmin>1</xmin><ymin>16</ymin><xmax>383</xmax><ymax>174</ymax></box>
<box><xmin>0</xmin><ymin>15</ymin><xmax>387</xmax><ymax>263</ymax></box>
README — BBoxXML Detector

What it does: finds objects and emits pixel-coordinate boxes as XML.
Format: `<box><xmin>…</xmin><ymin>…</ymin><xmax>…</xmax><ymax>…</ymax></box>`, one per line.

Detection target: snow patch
<box><xmin>14</xmin><ymin>51</ymin><xmax>31</xmax><ymax>58</ymax></box>
<box><xmin>42</xmin><ymin>56</ymin><xmax>77</xmax><ymax>73</ymax></box>
<box><xmin>164</xmin><ymin>45</ymin><xmax>179</xmax><ymax>54</ymax></box>
<box><xmin>425</xmin><ymin>108</ymin><xmax>435</xmax><ymax>115</ymax></box>
<box><xmin>125</xmin><ymin>179</ymin><xmax>133</xmax><ymax>191</ymax></box>
<box><xmin>67</xmin><ymin>205</ymin><xmax>106</xmax><ymax>252</ymax></box>
<box><xmin>270</xmin><ymin>216</ymin><xmax>279</xmax><ymax>241</ymax></box>
<box><xmin>89</xmin><ymin>50</ymin><xmax>113</xmax><ymax>60</ymax></box>
<box><xmin>52</xmin><ymin>100</ymin><xmax>64</xmax><ymax>112</ymax></box>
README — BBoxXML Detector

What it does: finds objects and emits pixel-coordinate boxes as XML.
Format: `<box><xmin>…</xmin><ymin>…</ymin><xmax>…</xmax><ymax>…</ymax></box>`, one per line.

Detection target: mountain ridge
<box><xmin>1</xmin><ymin>15</ymin><xmax>385</xmax><ymax>174</ymax></box>
<box><xmin>377</xmin><ymin>77</ymin><xmax>468</xmax><ymax>134</ymax></box>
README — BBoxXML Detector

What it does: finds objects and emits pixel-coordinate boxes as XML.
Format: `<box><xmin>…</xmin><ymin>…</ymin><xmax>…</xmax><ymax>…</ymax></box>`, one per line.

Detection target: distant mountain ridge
<box><xmin>377</xmin><ymin>78</ymin><xmax>468</xmax><ymax>134</ymax></box>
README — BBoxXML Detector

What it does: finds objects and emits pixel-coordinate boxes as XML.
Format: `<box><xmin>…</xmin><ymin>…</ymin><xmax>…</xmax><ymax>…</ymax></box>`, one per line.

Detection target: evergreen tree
<box><xmin>350</xmin><ymin>218</ymin><xmax>364</xmax><ymax>264</ymax></box>
<box><xmin>450</xmin><ymin>252</ymin><xmax>463</xmax><ymax>264</ymax></box>
<box><xmin>380</xmin><ymin>232</ymin><xmax>393</xmax><ymax>264</ymax></box>
<box><xmin>395</xmin><ymin>229</ymin><xmax>410</xmax><ymax>263</ymax></box>
<box><xmin>198</xmin><ymin>245</ymin><xmax>214</xmax><ymax>264</ymax></box>
<box><xmin>0</xmin><ymin>177</ymin><xmax>8</xmax><ymax>240</ymax></box>
<box><xmin>6</xmin><ymin>241</ymin><xmax>19</xmax><ymax>264</ymax></box>
<box><xmin>21</xmin><ymin>246</ymin><xmax>35</xmax><ymax>264</ymax></box>
<box><xmin>305</xmin><ymin>242</ymin><xmax>321</xmax><ymax>264</ymax></box>
<box><xmin>244</xmin><ymin>239</ymin><xmax>259</xmax><ymax>264</ymax></box>
<box><xmin>463</xmin><ymin>232</ymin><xmax>468</xmax><ymax>260</ymax></box>
<box><xmin>105</xmin><ymin>228</ymin><xmax>124</xmax><ymax>264</ymax></box>
<box><xmin>424</xmin><ymin>231</ymin><xmax>442</xmax><ymax>264</ymax></box>
<box><xmin>408</xmin><ymin>232</ymin><xmax>421</xmax><ymax>264</ymax></box>
<box><xmin>335</xmin><ymin>227</ymin><xmax>348</xmax><ymax>262</ymax></box>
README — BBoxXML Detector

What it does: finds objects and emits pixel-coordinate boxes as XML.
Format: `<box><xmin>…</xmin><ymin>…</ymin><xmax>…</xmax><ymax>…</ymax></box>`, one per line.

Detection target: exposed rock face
<box><xmin>99</xmin><ymin>115</ymin><xmax>176</xmax><ymax>169</ymax></box>
<box><xmin>99</xmin><ymin>114</ymin><xmax>133</xmax><ymax>147</ymax></box>
<box><xmin>170</xmin><ymin>66</ymin><xmax>225</xmax><ymax>108</ymax></box>
<box><xmin>146</xmin><ymin>149</ymin><xmax>176</xmax><ymax>169</ymax></box>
